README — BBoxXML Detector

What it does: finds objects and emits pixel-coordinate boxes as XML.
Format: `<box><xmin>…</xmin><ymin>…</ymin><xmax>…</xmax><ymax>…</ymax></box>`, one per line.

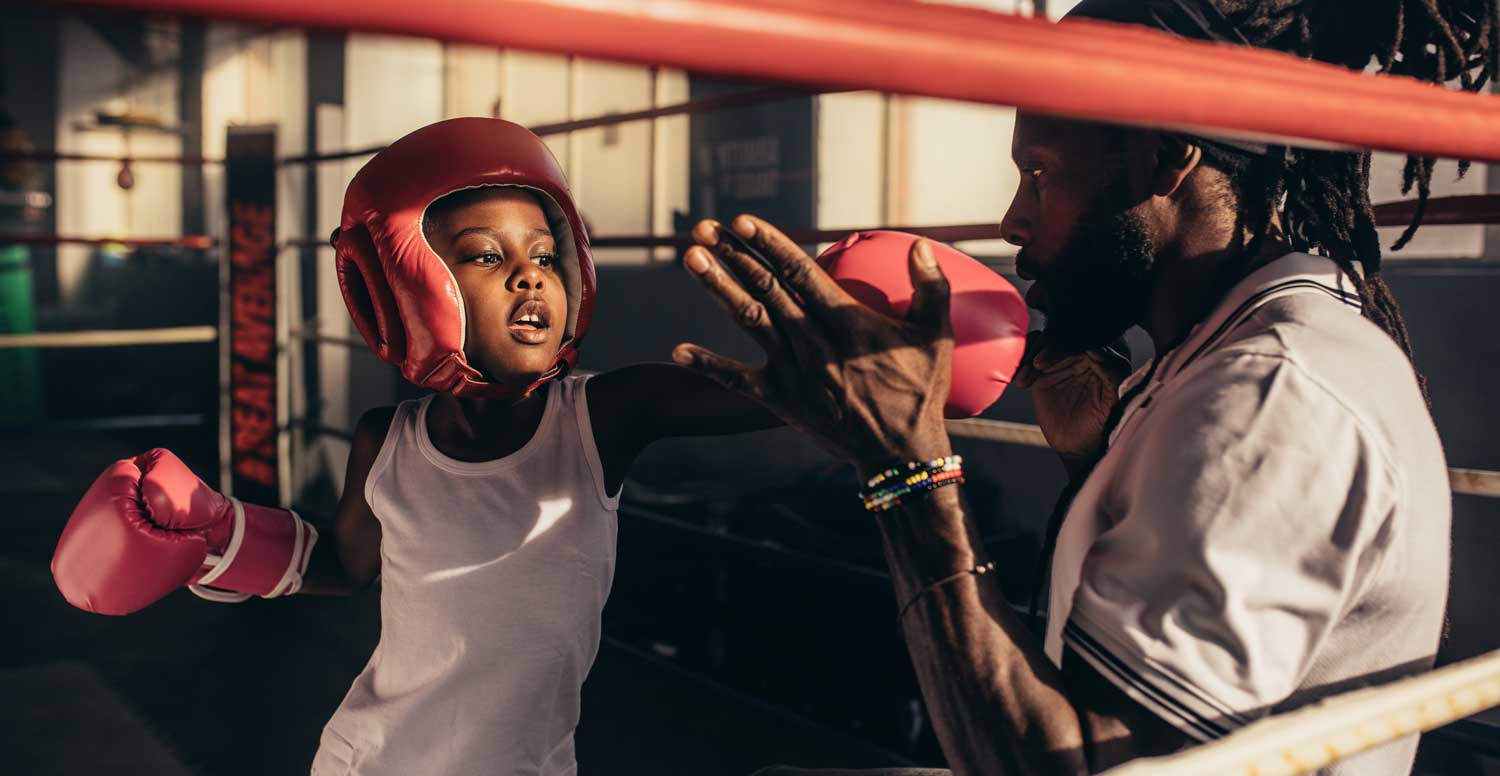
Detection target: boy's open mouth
<box><xmin>508</xmin><ymin>299</ymin><xmax>553</xmax><ymax>345</ymax></box>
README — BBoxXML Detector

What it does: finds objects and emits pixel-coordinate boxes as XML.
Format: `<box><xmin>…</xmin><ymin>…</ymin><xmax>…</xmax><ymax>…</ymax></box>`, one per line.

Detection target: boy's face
<box><xmin>423</xmin><ymin>187</ymin><xmax>569</xmax><ymax>387</ymax></box>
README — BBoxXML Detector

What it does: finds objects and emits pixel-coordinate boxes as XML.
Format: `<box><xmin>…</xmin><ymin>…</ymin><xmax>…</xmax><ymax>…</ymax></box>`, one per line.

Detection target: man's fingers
<box><xmin>683</xmin><ymin>245</ymin><xmax>778</xmax><ymax>347</ymax></box>
<box><xmin>671</xmin><ymin>343</ymin><xmax>765</xmax><ymax>399</ymax></box>
<box><xmin>691</xmin><ymin>218</ymin><xmax>721</xmax><ymax>248</ymax></box>
<box><xmin>708</xmin><ymin>225</ymin><xmax>808</xmax><ymax>325</ymax></box>
<box><xmin>1032</xmin><ymin>343</ymin><xmax>1072</xmax><ymax>373</ymax></box>
<box><xmin>1025</xmin><ymin>329</ymin><xmax>1086</xmax><ymax>373</ymax></box>
<box><xmin>731</xmin><ymin>215</ymin><xmax>853</xmax><ymax>310</ymax></box>
<box><xmin>1016</xmin><ymin>329</ymin><xmax>1128</xmax><ymax>389</ymax></box>
<box><xmin>904</xmin><ymin>239</ymin><xmax>952</xmax><ymax>338</ymax></box>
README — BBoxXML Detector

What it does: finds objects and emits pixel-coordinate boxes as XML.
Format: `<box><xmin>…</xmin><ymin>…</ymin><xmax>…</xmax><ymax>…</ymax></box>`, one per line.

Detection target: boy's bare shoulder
<box><xmin>354</xmin><ymin>405</ymin><xmax>398</xmax><ymax>438</ymax></box>
<box><xmin>350</xmin><ymin>406</ymin><xmax>400</xmax><ymax>463</ymax></box>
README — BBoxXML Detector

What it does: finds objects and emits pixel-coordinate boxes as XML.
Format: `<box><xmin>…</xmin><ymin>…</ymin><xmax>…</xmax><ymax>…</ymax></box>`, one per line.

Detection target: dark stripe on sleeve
<box><xmin>1064</xmin><ymin>621</ymin><xmax>1239</xmax><ymax>742</ymax></box>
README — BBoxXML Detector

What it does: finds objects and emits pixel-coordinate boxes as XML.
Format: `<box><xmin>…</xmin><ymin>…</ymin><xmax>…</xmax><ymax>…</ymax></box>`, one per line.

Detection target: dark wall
<box><xmin>1382</xmin><ymin>261</ymin><xmax>1500</xmax><ymax>664</ymax></box>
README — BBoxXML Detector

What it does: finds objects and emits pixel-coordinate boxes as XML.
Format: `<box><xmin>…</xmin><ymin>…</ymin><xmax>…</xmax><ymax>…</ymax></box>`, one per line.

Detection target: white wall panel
<box><xmin>444</xmin><ymin>44</ymin><xmax>503</xmax><ymax>120</ymax></box>
<box><xmin>817</xmin><ymin>91</ymin><xmax>885</xmax><ymax>233</ymax></box>
<box><xmin>55</xmin><ymin>18</ymin><xmax>183</xmax><ymax>301</ymax></box>
<box><xmin>500</xmin><ymin>50</ymin><xmax>572</xmax><ymax>179</ymax></box>
<box><xmin>570</xmin><ymin>58</ymin><xmax>654</xmax><ymax>265</ymax></box>
<box><xmin>897</xmin><ymin>98</ymin><xmax>1018</xmax><ymax>257</ymax></box>
<box><xmin>653</xmin><ymin>70</ymin><xmax>691</xmax><ymax>262</ymax></box>
<box><xmin>344</xmin><ymin>34</ymin><xmax>443</xmax><ymax>151</ymax></box>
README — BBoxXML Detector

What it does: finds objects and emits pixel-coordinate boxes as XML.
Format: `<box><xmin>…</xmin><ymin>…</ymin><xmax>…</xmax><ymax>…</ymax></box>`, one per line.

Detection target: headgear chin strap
<box><xmin>333</xmin><ymin>118</ymin><xmax>596</xmax><ymax>399</ymax></box>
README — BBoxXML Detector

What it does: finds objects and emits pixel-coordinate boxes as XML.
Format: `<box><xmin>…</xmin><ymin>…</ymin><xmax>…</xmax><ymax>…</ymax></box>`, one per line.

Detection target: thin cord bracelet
<box><xmin>897</xmin><ymin>561</ymin><xmax>997</xmax><ymax>621</ymax></box>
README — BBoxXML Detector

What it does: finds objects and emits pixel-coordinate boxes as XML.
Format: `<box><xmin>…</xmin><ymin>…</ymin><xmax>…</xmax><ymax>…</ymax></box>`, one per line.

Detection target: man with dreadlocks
<box><xmin>674</xmin><ymin>1</ymin><xmax>1498</xmax><ymax>774</ymax></box>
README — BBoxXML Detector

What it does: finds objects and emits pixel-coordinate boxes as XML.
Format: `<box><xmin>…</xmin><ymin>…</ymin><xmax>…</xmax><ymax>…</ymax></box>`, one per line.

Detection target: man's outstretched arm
<box><xmin>672</xmin><ymin>214</ymin><xmax>1189</xmax><ymax>775</ymax></box>
<box><xmin>873</xmin><ymin>477</ymin><xmax>1189</xmax><ymax>775</ymax></box>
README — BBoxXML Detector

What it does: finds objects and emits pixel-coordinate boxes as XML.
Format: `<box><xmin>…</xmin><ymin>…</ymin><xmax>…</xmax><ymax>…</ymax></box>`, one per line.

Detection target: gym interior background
<box><xmin>2</xmin><ymin>0</ymin><xmax>1498</xmax><ymax>773</ymax></box>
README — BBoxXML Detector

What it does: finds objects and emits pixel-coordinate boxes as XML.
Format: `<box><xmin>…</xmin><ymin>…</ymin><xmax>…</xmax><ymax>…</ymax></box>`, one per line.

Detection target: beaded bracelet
<box><xmin>898</xmin><ymin>561</ymin><xmax>997</xmax><ymax>621</ymax></box>
<box><xmin>864</xmin><ymin>455</ymin><xmax>963</xmax><ymax>490</ymax></box>
<box><xmin>860</xmin><ymin>455</ymin><xmax>964</xmax><ymax>512</ymax></box>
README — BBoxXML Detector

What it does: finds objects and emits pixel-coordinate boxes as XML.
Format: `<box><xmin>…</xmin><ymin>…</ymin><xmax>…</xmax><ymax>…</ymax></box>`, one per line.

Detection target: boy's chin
<box><xmin>471</xmin><ymin>359</ymin><xmax>557</xmax><ymax>388</ymax></box>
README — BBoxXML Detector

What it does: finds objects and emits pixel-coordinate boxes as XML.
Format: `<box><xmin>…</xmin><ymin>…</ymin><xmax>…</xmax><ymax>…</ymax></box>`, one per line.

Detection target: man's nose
<box><xmin>1000</xmin><ymin>198</ymin><xmax>1031</xmax><ymax>250</ymax></box>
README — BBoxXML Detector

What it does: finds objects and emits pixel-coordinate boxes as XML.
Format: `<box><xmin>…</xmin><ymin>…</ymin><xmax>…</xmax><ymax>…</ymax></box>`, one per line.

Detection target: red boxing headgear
<box><xmin>334</xmin><ymin>118</ymin><xmax>595</xmax><ymax>398</ymax></box>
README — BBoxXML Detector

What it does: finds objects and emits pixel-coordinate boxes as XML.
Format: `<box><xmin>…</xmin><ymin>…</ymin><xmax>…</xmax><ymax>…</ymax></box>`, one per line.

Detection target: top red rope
<box><xmin>49</xmin><ymin>0</ymin><xmax>1500</xmax><ymax>162</ymax></box>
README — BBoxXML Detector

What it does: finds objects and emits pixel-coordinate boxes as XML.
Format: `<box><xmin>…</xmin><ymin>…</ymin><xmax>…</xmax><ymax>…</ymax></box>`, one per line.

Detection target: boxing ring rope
<box><xmin>2</xmin><ymin>86</ymin><xmax>822</xmax><ymax>169</ymax></box>
<box><xmin>277</xmin><ymin>85</ymin><xmax>821</xmax><ymax>165</ymax></box>
<box><xmin>1101</xmin><ymin>647</ymin><xmax>1500</xmax><ymax>776</ymax></box>
<box><xmin>51</xmin><ymin>0</ymin><xmax>1500</xmax><ymax>163</ymax></box>
<box><xmin>0</xmin><ymin>325</ymin><xmax>219</xmax><ymax>349</ymax></box>
<box><xmin>0</xmin><ymin>234</ymin><xmax>217</xmax><ymax>249</ymax></box>
<box><xmin>0</xmin><ymin>150</ymin><xmax>224</xmax><ymax>165</ymax></box>
<box><xmin>942</xmin><ymin>422</ymin><xmax>1500</xmax><ymax>500</ymax></box>
<box><xmin>589</xmin><ymin>193</ymin><xmax>1500</xmax><ymax>250</ymax></box>
<box><xmin>289</xmin><ymin>325</ymin><xmax>367</xmax><ymax>350</ymax></box>
<box><xmin>1371</xmin><ymin>194</ymin><xmax>1500</xmax><ymax>229</ymax></box>
<box><xmin>945</xmin><ymin>418</ymin><xmax>1047</xmax><ymax>447</ymax></box>
<box><xmin>0</xmin><ymin>413</ymin><xmax>209</xmax><ymax>434</ymax></box>
<box><xmin>275</xmin><ymin>200</ymin><xmax>1500</xmax><ymax>255</ymax></box>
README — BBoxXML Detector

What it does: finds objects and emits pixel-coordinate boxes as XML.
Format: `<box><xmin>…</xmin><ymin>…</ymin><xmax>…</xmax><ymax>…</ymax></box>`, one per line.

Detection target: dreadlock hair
<box><xmin>1204</xmin><ymin>0</ymin><xmax>1499</xmax><ymax>399</ymax></box>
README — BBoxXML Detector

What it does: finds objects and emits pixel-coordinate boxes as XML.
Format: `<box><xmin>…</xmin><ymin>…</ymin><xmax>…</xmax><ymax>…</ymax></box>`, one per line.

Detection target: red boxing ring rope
<box><xmin>1371</xmin><ymin>195</ymin><xmax>1500</xmax><ymax>229</ymax></box>
<box><xmin>48</xmin><ymin>0</ymin><xmax>1500</xmax><ymax>162</ymax></box>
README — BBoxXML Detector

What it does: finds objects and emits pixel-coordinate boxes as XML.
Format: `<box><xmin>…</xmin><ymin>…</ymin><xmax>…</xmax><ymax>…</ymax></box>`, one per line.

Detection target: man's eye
<box><xmin>532</xmin><ymin>253</ymin><xmax>556</xmax><ymax>269</ymax></box>
<box><xmin>470</xmin><ymin>253</ymin><xmax>503</xmax><ymax>266</ymax></box>
<box><xmin>1023</xmin><ymin>167</ymin><xmax>1044</xmax><ymax>181</ymax></box>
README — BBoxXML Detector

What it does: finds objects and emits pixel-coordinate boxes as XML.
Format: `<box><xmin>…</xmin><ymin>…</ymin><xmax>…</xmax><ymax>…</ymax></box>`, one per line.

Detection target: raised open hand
<box><xmin>674</xmin><ymin>215</ymin><xmax>954</xmax><ymax>475</ymax></box>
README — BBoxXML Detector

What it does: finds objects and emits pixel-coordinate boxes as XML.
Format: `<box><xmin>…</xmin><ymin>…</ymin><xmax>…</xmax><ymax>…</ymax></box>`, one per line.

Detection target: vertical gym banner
<box><xmin>225</xmin><ymin>126</ymin><xmax>279</xmax><ymax>504</ymax></box>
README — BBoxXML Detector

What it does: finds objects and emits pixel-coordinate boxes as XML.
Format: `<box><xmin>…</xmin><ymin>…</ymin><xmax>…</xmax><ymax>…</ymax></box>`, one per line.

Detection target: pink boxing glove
<box><xmin>52</xmin><ymin>448</ymin><xmax>317</xmax><ymax>615</ymax></box>
<box><xmin>818</xmin><ymin>230</ymin><xmax>1028</xmax><ymax>418</ymax></box>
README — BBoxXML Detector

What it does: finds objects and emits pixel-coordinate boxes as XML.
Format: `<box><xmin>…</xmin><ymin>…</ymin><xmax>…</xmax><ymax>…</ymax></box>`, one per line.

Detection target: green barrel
<box><xmin>0</xmin><ymin>243</ymin><xmax>43</xmax><ymax>419</ymax></box>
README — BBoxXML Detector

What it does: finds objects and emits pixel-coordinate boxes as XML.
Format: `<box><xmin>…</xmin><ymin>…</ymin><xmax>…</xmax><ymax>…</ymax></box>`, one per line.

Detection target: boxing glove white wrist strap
<box><xmin>190</xmin><ymin>499</ymin><xmax>250</xmax><ymax>602</ymax></box>
<box><xmin>268</xmin><ymin>509</ymin><xmax>318</xmax><ymax>598</ymax></box>
<box><xmin>189</xmin><ymin>500</ymin><xmax>318</xmax><ymax>603</ymax></box>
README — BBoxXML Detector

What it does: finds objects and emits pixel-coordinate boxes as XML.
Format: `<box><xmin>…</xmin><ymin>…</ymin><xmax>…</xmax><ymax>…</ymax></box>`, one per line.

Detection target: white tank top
<box><xmin>311</xmin><ymin>376</ymin><xmax>619</xmax><ymax>776</ymax></box>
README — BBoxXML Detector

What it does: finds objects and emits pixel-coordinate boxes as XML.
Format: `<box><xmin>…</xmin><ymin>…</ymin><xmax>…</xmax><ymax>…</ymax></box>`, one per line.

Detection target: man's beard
<box><xmin>1023</xmin><ymin>203</ymin><xmax>1156</xmax><ymax>353</ymax></box>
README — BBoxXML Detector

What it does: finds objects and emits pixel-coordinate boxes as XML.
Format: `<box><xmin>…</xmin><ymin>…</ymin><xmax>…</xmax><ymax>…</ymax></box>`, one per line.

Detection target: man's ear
<box><xmin>1150</xmin><ymin>135</ymin><xmax>1202</xmax><ymax>199</ymax></box>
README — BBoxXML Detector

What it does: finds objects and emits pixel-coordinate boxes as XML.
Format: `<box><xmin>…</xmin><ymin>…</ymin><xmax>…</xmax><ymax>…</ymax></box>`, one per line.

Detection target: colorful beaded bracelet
<box><xmin>864</xmin><ymin>455</ymin><xmax>963</xmax><ymax>490</ymax></box>
<box><xmin>861</xmin><ymin>455</ymin><xmax>964</xmax><ymax>512</ymax></box>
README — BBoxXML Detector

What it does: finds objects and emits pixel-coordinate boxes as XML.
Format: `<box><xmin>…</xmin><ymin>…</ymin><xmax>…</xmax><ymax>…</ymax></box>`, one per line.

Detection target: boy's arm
<box><xmin>589</xmin><ymin>362</ymin><xmax>782</xmax><ymax>439</ymax></box>
<box><xmin>585</xmin><ymin>363</ymin><xmax>783</xmax><ymax>494</ymax></box>
<box><xmin>299</xmin><ymin>407</ymin><xmax>391</xmax><ymax>595</ymax></box>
